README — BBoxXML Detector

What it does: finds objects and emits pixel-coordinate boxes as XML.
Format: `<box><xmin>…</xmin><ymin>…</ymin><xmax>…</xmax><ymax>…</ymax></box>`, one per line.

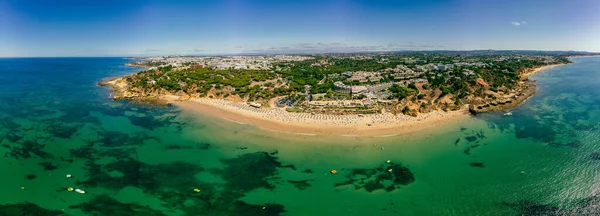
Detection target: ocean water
<box><xmin>1</xmin><ymin>57</ymin><xmax>600</xmax><ymax>216</ymax></box>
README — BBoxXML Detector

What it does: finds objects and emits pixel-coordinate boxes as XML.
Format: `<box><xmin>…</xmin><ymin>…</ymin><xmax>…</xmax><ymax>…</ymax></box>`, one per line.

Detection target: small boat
<box><xmin>75</xmin><ymin>189</ymin><xmax>86</xmax><ymax>194</ymax></box>
<box><xmin>504</xmin><ymin>112</ymin><xmax>513</xmax><ymax>116</ymax></box>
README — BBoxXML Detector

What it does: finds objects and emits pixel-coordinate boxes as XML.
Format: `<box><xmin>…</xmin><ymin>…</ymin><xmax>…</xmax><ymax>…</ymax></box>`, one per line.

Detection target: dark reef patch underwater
<box><xmin>70</xmin><ymin>150</ymin><xmax>288</xmax><ymax>215</ymax></box>
<box><xmin>0</xmin><ymin>202</ymin><xmax>66</xmax><ymax>216</ymax></box>
<box><xmin>334</xmin><ymin>162</ymin><xmax>415</xmax><ymax>192</ymax></box>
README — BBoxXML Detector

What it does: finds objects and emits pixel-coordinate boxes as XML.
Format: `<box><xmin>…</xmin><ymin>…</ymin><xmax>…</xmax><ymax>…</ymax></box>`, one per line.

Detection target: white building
<box><xmin>351</xmin><ymin>86</ymin><xmax>368</xmax><ymax>95</ymax></box>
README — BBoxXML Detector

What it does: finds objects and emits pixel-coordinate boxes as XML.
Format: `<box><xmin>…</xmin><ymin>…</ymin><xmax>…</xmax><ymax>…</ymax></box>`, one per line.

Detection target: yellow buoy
<box><xmin>330</xmin><ymin>169</ymin><xmax>337</xmax><ymax>174</ymax></box>
<box><xmin>388</xmin><ymin>169</ymin><xmax>393</xmax><ymax>173</ymax></box>
<box><xmin>386</xmin><ymin>160</ymin><xmax>391</xmax><ymax>164</ymax></box>
<box><xmin>193</xmin><ymin>188</ymin><xmax>201</xmax><ymax>193</ymax></box>
<box><xmin>67</xmin><ymin>187</ymin><xmax>74</xmax><ymax>192</ymax></box>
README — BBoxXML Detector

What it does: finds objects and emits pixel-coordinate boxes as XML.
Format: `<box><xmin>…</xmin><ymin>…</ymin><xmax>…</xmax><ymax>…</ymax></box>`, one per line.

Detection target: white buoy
<box><xmin>75</xmin><ymin>189</ymin><xmax>86</xmax><ymax>194</ymax></box>
<box><xmin>386</xmin><ymin>160</ymin><xmax>391</xmax><ymax>164</ymax></box>
<box><xmin>66</xmin><ymin>174</ymin><xmax>72</xmax><ymax>178</ymax></box>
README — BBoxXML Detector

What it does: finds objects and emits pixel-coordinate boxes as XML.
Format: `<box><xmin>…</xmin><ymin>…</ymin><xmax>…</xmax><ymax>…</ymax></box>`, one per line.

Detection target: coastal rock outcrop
<box><xmin>468</xmin><ymin>104</ymin><xmax>479</xmax><ymax>115</ymax></box>
<box><xmin>467</xmin><ymin>83</ymin><xmax>536</xmax><ymax>115</ymax></box>
<box><xmin>117</xmin><ymin>91</ymin><xmax>140</xmax><ymax>99</ymax></box>
<box><xmin>178</xmin><ymin>93</ymin><xmax>191</xmax><ymax>101</ymax></box>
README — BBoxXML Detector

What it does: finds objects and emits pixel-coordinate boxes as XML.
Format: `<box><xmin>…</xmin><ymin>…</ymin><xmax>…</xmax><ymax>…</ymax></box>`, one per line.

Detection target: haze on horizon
<box><xmin>0</xmin><ymin>0</ymin><xmax>599</xmax><ymax>57</ymax></box>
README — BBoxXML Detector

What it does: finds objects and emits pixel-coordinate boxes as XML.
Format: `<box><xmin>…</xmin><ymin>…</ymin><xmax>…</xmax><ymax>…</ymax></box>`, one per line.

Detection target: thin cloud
<box><xmin>243</xmin><ymin>42</ymin><xmax>445</xmax><ymax>54</ymax></box>
<box><xmin>297</xmin><ymin>43</ymin><xmax>316</xmax><ymax>49</ymax></box>
<box><xmin>268</xmin><ymin>46</ymin><xmax>291</xmax><ymax>50</ymax></box>
<box><xmin>510</xmin><ymin>21</ymin><xmax>526</xmax><ymax>26</ymax></box>
<box><xmin>145</xmin><ymin>49</ymin><xmax>161</xmax><ymax>52</ymax></box>
<box><xmin>387</xmin><ymin>43</ymin><xmax>400</xmax><ymax>48</ymax></box>
<box><xmin>390</xmin><ymin>43</ymin><xmax>440</xmax><ymax>49</ymax></box>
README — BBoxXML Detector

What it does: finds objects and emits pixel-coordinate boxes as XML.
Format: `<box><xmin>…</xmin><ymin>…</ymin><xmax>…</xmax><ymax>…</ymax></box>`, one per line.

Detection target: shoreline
<box><xmin>172</xmin><ymin>96</ymin><xmax>470</xmax><ymax>136</ymax></box>
<box><xmin>107</xmin><ymin>61</ymin><xmax>570</xmax><ymax>136</ymax></box>
<box><xmin>566</xmin><ymin>55</ymin><xmax>600</xmax><ymax>59</ymax></box>
<box><xmin>520</xmin><ymin>63</ymin><xmax>566</xmax><ymax>78</ymax></box>
<box><xmin>468</xmin><ymin>63</ymin><xmax>566</xmax><ymax>114</ymax></box>
<box><xmin>124</xmin><ymin>62</ymin><xmax>152</xmax><ymax>68</ymax></box>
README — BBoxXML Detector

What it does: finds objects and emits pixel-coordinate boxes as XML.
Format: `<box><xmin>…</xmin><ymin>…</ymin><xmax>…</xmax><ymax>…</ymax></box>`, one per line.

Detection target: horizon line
<box><xmin>1</xmin><ymin>49</ymin><xmax>598</xmax><ymax>58</ymax></box>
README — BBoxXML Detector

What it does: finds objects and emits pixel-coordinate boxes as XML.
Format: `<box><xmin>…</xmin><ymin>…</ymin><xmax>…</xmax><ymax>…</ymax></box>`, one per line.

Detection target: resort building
<box><xmin>333</xmin><ymin>81</ymin><xmax>351</xmax><ymax>94</ymax></box>
<box><xmin>361</xmin><ymin>98</ymin><xmax>373</xmax><ymax>106</ymax></box>
<box><xmin>463</xmin><ymin>69</ymin><xmax>475</xmax><ymax>77</ymax></box>
<box><xmin>335</xmin><ymin>81</ymin><xmax>395</xmax><ymax>95</ymax></box>
<box><xmin>367</xmin><ymin>82</ymin><xmax>393</xmax><ymax>92</ymax></box>
<box><xmin>351</xmin><ymin>86</ymin><xmax>368</xmax><ymax>95</ymax></box>
<box><xmin>346</xmin><ymin>71</ymin><xmax>383</xmax><ymax>83</ymax></box>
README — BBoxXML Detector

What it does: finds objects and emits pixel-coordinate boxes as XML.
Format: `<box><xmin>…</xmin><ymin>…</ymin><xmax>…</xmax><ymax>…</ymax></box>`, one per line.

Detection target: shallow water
<box><xmin>1</xmin><ymin>57</ymin><xmax>600</xmax><ymax>215</ymax></box>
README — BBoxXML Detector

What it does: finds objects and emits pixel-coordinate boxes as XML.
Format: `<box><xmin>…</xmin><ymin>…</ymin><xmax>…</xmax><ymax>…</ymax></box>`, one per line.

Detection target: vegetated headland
<box><xmin>100</xmin><ymin>50</ymin><xmax>593</xmax><ymax>135</ymax></box>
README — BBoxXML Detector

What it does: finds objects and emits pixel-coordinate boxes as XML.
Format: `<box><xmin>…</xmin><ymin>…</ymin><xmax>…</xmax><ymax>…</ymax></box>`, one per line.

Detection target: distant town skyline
<box><xmin>1</xmin><ymin>0</ymin><xmax>599</xmax><ymax>57</ymax></box>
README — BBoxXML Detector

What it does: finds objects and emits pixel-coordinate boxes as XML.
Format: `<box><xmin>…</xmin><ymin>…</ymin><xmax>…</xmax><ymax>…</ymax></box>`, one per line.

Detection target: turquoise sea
<box><xmin>1</xmin><ymin>57</ymin><xmax>600</xmax><ymax>215</ymax></box>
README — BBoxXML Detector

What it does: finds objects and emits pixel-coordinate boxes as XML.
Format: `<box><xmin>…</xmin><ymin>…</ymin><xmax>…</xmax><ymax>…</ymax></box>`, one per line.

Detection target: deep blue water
<box><xmin>0</xmin><ymin>58</ymin><xmax>137</xmax><ymax>112</ymax></box>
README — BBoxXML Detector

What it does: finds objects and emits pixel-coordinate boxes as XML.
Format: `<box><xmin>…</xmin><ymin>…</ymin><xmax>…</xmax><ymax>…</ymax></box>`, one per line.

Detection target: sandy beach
<box><xmin>171</xmin><ymin>96</ymin><xmax>469</xmax><ymax>136</ymax></box>
<box><xmin>521</xmin><ymin>63</ymin><xmax>565</xmax><ymax>78</ymax></box>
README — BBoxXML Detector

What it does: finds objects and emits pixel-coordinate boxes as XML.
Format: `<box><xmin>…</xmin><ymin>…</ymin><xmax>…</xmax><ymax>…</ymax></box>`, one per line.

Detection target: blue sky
<box><xmin>0</xmin><ymin>0</ymin><xmax>599</xmax><ymax>57</ymax></box>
